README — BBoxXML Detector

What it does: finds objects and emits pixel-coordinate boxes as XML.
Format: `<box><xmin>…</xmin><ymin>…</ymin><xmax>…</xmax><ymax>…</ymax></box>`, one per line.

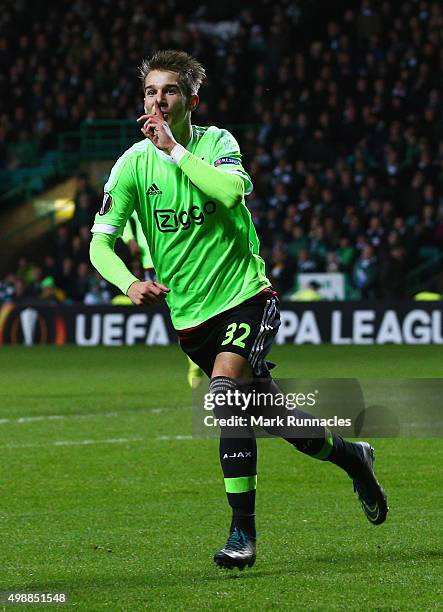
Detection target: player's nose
<box><xmin>155</xmin><ymin>91</ymin><xmax>166</xmax><ymax>105</ymax></box>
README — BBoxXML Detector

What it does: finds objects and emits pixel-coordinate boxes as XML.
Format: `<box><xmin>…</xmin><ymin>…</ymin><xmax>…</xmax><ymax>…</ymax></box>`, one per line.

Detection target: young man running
<box><xmin>90</xmin><ymin>49</ymin><xmax>388</xmax><ymax>571</ymax></box>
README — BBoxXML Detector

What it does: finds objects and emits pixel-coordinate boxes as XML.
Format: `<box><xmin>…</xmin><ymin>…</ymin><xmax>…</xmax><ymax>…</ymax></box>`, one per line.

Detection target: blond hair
<box><xmin>140</xmin><ymin>50</ymin><xmax>206</xmax><ymax>99</ymax></box>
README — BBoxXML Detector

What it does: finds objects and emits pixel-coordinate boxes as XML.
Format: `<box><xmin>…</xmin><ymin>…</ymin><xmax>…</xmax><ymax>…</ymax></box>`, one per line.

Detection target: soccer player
<box><xmin>90</xmin><ymin>50</ymin><xmax>388</xmax><ymax>570</ymax></box>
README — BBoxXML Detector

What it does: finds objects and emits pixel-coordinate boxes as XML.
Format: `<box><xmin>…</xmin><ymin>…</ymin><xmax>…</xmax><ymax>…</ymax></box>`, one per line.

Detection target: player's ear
<box><xmin>189</xmin><ymin>94</ymin><xmax>199</xmax><ymax>112</ymax></box>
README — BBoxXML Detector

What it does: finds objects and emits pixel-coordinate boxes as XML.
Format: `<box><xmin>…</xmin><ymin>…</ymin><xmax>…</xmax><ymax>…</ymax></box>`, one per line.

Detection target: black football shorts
<box><xmin>177</xmin><ymin>287</ymin><xmax>280</xmax><ymax>378</ymax></box>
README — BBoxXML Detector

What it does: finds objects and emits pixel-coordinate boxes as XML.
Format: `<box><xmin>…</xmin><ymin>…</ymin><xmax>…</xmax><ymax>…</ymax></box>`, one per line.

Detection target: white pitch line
<box><xmin>0</xmin><ymin>435</ymin><xmax>194</xmax><ymax>450</ymax></box>
<box><xmin>0</xmin><ymin>437</ymin><xmax>144</xmax><ymax>449</ymax></box>
<box><xmin>157</xmin><ymin>435</ymin><xmax>193</xmax><ymax>441</ymax></box>
<box><xmin>0</xmin><ymin>407</ymin><xmax>166</xmax><ymax>425</ymax></box>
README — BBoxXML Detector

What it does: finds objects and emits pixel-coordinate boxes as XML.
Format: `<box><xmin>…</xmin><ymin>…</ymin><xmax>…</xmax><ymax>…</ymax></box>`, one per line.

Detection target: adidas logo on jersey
<box><xmin>147</xmin><ymin>183</ymin><xmax>162</xmax><ymax>196</ymax></box>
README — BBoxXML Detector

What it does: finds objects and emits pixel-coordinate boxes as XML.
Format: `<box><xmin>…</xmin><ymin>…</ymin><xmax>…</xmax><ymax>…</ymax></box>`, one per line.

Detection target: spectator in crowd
<box><xmin>297</xmin><ymin>248</ymin><xmax>317</xmax><ymax>274</ymax></box>
<box><xmin>71</xmin><ymin>173</ymin><xmax>98</xmax><ymax>230</ymax></box>
<box><xmin>84</xmin><ymin>272</ymin><xmax>111</xmax><ymax>305</ymax></box>
<box><xmin>0</xmin><ymin>273</ymin><xmax>16</xmax><ymax>303</ymax></box>
<box><xmin>55</xmin><ymin>257</ymin><xmax>74</xmax><ymax>296</ymax></box>
<box><xmin>269</xmin><ymin>243</ymin><xmax>294</xmax><ymax>295</ymax></box>
<box><xmin>290</xmin><ymin>280</ymin><xmax>323</xmax><ymax>302</ymax></box>
<box><xmin>379</xmin><ymin>246</ymin><xmax>407</xmax><ymax>298</ymax></box>
<box><xmin>39</xmin><ymin>276</ymin><xmax>66</xmax><ymax>303</ymax></box>
<box><xmin>353</xmin><ymin>244</ymin><xmax>378</xmax><ymax>299</ymax></box>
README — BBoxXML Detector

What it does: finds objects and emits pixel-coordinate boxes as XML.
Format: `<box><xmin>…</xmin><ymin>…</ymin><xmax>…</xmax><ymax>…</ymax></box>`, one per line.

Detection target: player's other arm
<box><xmin>90</xmin><ymin>232</ymin><xmax>137</xmax><ymax>295</ymax></box>
<box><xmin>90</xmin><ymin>233</ymin><xmax>168</xmax><ymax>305</ymax></box>
<box><xmin>89</xmin><ymin>156</ymin><xmax>168</xmax><ymax>305</ymax></box>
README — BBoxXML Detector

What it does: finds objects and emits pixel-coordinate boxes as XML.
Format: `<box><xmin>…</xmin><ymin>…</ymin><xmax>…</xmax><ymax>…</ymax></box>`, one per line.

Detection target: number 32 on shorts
<box><xmin>221</xmin><ymin>322</ymin><xmax>251</xmax><ymax>348</ymax></box>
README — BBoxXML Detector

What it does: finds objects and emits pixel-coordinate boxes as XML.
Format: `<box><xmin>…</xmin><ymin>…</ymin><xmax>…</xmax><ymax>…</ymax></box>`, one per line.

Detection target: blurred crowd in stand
<box><xmin>1</xmin><ymin>0</ymin><xmax>442</xmax><ymax>302</ymax></box>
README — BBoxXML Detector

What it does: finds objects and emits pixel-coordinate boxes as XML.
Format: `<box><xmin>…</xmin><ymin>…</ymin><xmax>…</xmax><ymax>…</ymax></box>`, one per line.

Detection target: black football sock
<box><xmin>250</xmin><ymin>378</ymin><xmax>363</xmax><ymax>474</ymax></box>
<box><xmin>326</xmin><ymin>435</ymin><xmax>364</xmax><ymax>476</ymax></box>
<box><xmin>210</xmin><ymin>376</ymin><xmax>257</xmax><ymax>539</ymax></box>
<box><xmin>229</xmin><ymin>492</ymin><xmax>256</xmax><ymax>539</ymax></box>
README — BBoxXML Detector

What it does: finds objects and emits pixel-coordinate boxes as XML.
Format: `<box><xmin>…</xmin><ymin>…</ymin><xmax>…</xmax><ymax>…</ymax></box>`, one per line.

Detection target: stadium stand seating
<box><xmin>0</xmin><ymin>0</ymin><xmax>442</xmax><ymax>301</ymax></box>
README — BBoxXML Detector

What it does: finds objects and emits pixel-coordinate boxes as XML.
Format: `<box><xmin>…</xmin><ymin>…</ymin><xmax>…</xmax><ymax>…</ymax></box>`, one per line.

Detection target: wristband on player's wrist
<box><xmin>170</xmin><ymin>143</ymin><xmax>187</xmax><ymax>163</ymax></box>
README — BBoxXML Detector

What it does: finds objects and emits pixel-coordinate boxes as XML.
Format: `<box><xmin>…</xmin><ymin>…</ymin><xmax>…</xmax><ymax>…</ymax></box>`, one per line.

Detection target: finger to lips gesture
<box><xmin>137</xmin><ymin>99</ymin><xmax>164</xmax><ymax>137</ymax></box>
<box><xmin>137</xmin><ymin>101</ymin><xmax>176</xmax><ymax>152</ymax></box>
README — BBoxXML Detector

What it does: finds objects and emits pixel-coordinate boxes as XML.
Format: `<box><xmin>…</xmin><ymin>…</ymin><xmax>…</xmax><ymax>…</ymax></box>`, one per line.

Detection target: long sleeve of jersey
<box><xmin>173</xmin><ymin>147</ymin><xmax>245</xmax><ymax>209</ymax></box>
<box><xmin>90</xmin><ymin>233</ymin><xmax>138</xmax><ymax>295</ymax></box>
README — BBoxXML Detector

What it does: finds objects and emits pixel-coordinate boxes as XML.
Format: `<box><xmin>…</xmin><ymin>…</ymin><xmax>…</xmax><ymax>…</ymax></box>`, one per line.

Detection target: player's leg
<box><xmin>178</xmin><ymin>320</ymin><xmax>257</xmax><ymax>569</ymax></box>
<box><xmin>250</xmin><ymin>376</ymin><xmax>388</xmax><ymax>525</ymax></box>
<box><xmin>209</xmin><ymin>293</ymin><xmax>280</xmax><ymax>570</ymax></box>
<box><xmin>235</xmin><ymin>292</ymin><xmax>388</xmax><ymax>525</ymax></box>
<box><xmin>210</xmin><ymin>352</ymin><xmax>257</xmax><ymax>570</ymax></box>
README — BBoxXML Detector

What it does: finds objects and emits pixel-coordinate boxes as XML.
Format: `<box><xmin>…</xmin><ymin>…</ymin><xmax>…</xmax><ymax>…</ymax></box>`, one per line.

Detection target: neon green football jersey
<box><xmin>91</xmin><ymin>125</ymin><xmax>270</xmax><ymax>329</ymax></box>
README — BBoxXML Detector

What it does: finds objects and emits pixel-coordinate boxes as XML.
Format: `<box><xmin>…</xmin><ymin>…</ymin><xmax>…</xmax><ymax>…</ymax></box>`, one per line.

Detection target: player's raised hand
<box><xmin>137</xmin><ymin>101</ymin><xmax>177</xmax><ymax>154</ymax></box>
<box><xmin>127</xmin><ymin>280</ymin><xmax>170</xmax><ymax>305</ymax></box>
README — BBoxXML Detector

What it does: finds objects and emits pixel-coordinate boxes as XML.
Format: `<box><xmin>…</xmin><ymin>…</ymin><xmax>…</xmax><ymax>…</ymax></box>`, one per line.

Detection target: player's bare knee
<box><xmin>212</xmin><ymin>352</ymin><xmax>253</xmax><ymax>380</ymax></box>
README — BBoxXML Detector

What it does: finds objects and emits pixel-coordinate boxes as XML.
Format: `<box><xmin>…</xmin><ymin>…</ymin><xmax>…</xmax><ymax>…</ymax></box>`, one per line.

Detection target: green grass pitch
<box><xmin>0</xmin><ymin>345</ymin><xmax>442</xmax><ymax>610</ymax></box>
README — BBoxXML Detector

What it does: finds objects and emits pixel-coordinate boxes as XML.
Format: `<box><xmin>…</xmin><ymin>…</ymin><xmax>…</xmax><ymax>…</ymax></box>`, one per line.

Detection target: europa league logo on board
<box><xmin>0</xmin><ymin>305</ymin><xmax>67</xmax><ymax>345</ymax></box>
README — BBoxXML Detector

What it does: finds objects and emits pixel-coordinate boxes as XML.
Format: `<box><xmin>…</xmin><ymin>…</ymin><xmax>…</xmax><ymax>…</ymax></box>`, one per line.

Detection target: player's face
<box><xmin>143</xmin><ymin>70</ymin><xmax>194</xmax><ymax>128</ymax></box>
